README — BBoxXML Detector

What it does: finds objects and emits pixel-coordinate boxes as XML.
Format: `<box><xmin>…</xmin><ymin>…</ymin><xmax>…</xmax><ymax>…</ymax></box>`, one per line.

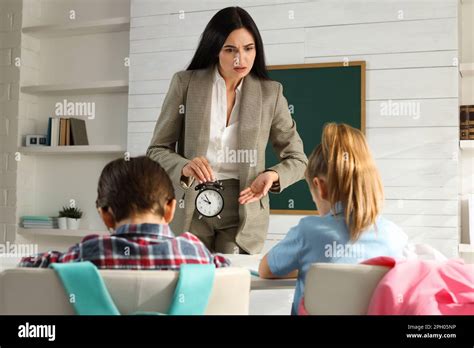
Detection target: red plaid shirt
<box><xmin>19</xmin><ymin>223</ymin><xmax>230</xmax><ymax>269</ymax></box>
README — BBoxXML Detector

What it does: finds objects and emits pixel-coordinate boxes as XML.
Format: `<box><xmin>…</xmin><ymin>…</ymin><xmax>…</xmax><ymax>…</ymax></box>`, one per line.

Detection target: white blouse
<box><xmin>205</xmin><ymin>66</ymin><xmax>244</xmax><ymax>180</ymax></box>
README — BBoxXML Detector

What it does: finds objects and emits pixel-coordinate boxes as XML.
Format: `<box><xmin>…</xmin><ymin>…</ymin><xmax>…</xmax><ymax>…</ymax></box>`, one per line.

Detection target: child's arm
<box><xmin>258</xmin><ymin>254</ymin><xmax>298</xmax><ymax>279</ymax></box>
<box><xmin>258</xmin><ymin>225</ymin><xmax>302</xmax><ymax>279</ymax></box>
<box><xmin>18</xmin><ymin>250</ymin><xmax>64</xmax><ymax>268</ymax></box>
<box><xmin>18</xmin><ymin>238</ymin><xmax>86</xmax><ymax>268</ymax></box>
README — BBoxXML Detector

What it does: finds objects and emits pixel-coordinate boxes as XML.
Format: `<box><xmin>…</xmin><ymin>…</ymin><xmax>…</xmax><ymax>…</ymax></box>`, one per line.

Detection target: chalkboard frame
<box><xmin>267</xmin><ymin>61</ymin><xmax>366</xmax><ymax>215</ymax></box>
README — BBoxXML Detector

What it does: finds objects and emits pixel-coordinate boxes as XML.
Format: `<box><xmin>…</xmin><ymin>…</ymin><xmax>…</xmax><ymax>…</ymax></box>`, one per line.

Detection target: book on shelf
<box><xmin>50</xmin><ymin>117</ymin><xmax>59</xmax><ymax>147</ymax></box>
<box><xmin>46</xmin><ymin>118</ymin><xmax>52</xmax><ymax>146</ymax></box>
<box><xmin>21</xmin><ymin>215</ymin><xmax>52</xmax><ymax>221</ymax></box>
<box><xmin>46</xmin><ymin>117</ymin><xmax>89</xmax><ymax>146</ymax></box>
<box><xmin>59</xmin><ymin>118</ymin><xmax>66</xmax><ymax>146</ymax></box>
<box><xmin>70</xmin><ymin>117</ymin><xmax>89</xmax><ymax>145</ymax></box>
<box><xmin>66</xmin><ymin>118</ymin><xmax>71</xmax><ymax>145</ymax></box>
<box><xmin>20</xmin><ymin>216</ymin><xmax>58</xmax><ymax>229</ymax></box>
<box><xmin>460</xmin><ymin>105</ymin><xmax>474</xmax><ymax>140</ymax></box>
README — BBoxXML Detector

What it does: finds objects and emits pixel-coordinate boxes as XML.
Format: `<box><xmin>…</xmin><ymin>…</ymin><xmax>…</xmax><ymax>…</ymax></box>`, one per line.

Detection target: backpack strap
<box><xmin>50</xmin><ymin>262</ymin><xmax>215</xmax><ymax>315</ymax></box>
<box><xmin>168</xmin><ymin>264</ymin><xmax>215</xmax><ymax>315</ymax></box>
<box><xmin>50</xmin><ymin>261</ymin><xmax>120</xmax><ymax>315</ymax></box>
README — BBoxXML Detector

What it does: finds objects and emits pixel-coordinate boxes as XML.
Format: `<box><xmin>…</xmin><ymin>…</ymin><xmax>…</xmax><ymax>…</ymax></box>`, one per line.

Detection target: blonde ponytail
<box><xmin>305</xmin><ymin>123</ymin><xmax>384</xmax><ymax>241</ymax></box>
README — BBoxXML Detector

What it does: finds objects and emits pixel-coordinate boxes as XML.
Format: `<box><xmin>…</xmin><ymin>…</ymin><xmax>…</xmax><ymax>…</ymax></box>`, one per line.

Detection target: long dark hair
<box><xmin>187</xmin><ymin>6</ymin><xmax>270</xmax><ymax>80</ymax></box>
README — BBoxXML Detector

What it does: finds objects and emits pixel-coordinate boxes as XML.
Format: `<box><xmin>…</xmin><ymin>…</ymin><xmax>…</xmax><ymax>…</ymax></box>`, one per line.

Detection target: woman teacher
<box><xmin>147</xmin><ymin>7</ymin><xmax>307</xmax><ymax>254</ymax></box>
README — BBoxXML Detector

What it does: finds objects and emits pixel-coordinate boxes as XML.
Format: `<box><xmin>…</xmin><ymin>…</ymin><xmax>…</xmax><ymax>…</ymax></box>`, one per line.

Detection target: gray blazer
<box><xmin>146</xmin><ymin>66</ymin><xmax>307</xmax><ymax>254</ymax></box>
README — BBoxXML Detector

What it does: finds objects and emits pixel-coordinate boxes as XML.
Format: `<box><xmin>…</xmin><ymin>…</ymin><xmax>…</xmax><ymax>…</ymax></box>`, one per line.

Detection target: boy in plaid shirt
<box><xmin>19</xmin><ymin>156</ymin><xmax>230</xmax><ymax>269</ymax></box>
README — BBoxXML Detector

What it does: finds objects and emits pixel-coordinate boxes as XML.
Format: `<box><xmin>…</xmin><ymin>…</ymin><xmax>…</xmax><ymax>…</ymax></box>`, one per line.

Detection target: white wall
<box><xmin>128</xmin><ymin>0</ymin><xmax>461</xmax><ymax>256</ymax></box>
<box><xmin>0</xmin><ymin>0</ymin><xmax>22</xmax><ymax>244</ymax></box>
<box><xmin>461</xmin><ymin>0</ymin><xmax>474</xmax><ymax>244</ymax></box>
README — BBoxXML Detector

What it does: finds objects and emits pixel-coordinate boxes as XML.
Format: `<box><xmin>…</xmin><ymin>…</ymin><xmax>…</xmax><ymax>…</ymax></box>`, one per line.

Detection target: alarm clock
<box><xmin>194</xmin><ymin>181</ymin><xmax>225</xmax><ymax>219</ymax></box>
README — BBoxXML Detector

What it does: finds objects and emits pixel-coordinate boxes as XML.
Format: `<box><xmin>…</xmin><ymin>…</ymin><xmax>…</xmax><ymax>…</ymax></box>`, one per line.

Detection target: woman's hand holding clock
<box><xmin>238</xmin><ymin>171</ymin><xmax>279</xmax><ymax>205</ymax></box>
<box><xmin>183</xmin><ymin>157</ymin><xmax>279</xmax><ymax>205</ymax></box>
<box><xmin>182</xmin><ymin>156</ymin><xmax>216</xmax><ymax>183</ymax></box>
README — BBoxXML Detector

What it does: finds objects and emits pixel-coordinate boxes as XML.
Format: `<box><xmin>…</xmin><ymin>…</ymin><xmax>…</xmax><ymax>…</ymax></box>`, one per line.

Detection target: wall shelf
<box><xmin>11</xmin><ymin>1</ymin><xmax>131</xmax><ymax>251</ymax></box>
<box><xmin>20</xmin><ymin>80</ymin><xmax>128</xmax><ymax>95</ymax></box>
<box><xmin>18</xmin><ymin>228</ymin><xmax>108</xmax><ymax>238</ymax></box>
<box><xmin>22</xmin><ymin>17</ymin><xmax>130</xmax><ymax>38</ymax></box>
<box><xmin>19</xmin><ymin>145</ymin><xmax>126</xmax><ymax>155</ymax></box>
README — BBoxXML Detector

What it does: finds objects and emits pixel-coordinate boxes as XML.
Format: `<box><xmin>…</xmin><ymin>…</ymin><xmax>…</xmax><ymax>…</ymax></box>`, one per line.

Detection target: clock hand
<box><xmin>204</xmin><ymin>194</ymin><xmax>211</xmax><ymax>204</ymax></box>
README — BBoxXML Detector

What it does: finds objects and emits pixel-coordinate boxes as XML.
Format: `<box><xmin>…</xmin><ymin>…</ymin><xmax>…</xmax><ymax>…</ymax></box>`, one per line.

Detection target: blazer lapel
<box><xmin>185</xmin><ymin>67</ymin><xmax>214</xmax><ymax>158</ymax></box>
<box><xmin>238</xmin><ymin>73</ymin><xmax>262</xmax><ymax>188</ymax></box>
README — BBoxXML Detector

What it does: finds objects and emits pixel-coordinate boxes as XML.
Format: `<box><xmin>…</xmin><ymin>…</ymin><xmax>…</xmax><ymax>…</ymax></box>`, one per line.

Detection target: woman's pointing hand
<box><xmin>239</xmin><ymin>171</ymin><xmax>279</xmax><ymax>204</ymax></box>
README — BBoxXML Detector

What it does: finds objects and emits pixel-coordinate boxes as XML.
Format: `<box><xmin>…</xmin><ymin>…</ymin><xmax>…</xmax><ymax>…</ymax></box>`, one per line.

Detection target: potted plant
<box><xmin>57</xmin><ymin>207</ymin><xmax>69</xmax><ymax>229</ymax></box>
<box><xmin>60</xmin><ymin>206</ymin><xmax>83</xmax><ymax>230</ymax></box>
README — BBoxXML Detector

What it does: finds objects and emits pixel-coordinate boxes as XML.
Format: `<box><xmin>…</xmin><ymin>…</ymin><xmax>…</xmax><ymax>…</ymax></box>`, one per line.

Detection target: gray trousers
<box><xmin>189</xmin><ymin>179</ymin><xmax>248</xmax><ymax>254</ymax></box>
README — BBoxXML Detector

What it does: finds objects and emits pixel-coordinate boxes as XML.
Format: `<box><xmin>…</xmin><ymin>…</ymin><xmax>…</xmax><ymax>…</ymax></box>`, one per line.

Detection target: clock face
<box><xmin>195</xmin><ymin>189</ymin><xmax>224</xmax><ymax>217</ymax></box>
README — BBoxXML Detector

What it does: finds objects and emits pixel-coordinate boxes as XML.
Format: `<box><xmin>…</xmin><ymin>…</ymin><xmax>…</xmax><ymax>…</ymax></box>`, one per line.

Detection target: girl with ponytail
<box><xmin>258</xmin><ymin>123</ymin><xmax>407</xmax><ymax>315</ymax></box>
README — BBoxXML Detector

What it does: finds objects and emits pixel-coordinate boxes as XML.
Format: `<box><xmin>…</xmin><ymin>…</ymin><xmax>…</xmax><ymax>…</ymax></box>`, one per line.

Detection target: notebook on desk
<box><xmin>224</xmin><ymin>254</ymin><xmax>261</xmax><ymax>276</ymax></box>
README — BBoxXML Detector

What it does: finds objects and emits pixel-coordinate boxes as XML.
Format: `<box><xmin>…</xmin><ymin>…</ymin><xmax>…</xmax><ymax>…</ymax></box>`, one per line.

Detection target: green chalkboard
<box><xmin>266</xmin><ymin>62</ymin><xmax>366</xmax><ymax>214</ymax></box>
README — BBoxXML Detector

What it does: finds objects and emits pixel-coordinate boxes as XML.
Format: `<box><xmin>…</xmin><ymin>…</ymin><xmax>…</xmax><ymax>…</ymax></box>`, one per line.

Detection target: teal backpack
<box><xmin>49</xmin><ymin>261</ymin><xmax>216</xmax><ymax>315</ymax></box>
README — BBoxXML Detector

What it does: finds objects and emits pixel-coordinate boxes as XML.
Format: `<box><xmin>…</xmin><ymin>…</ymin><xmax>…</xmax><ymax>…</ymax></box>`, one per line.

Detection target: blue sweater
<box><xmin>267</xmin><ymin>203</ymin><xmax>408</xmax><ymax>315</ymax></box>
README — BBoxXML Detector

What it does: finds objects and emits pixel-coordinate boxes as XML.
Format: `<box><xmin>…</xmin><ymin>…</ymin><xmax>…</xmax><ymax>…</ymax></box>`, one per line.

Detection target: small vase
<box><xmin>67</xmin><ymin>218</ymin><xmax>81</xmax><ymax>230</ymax></box>
<box><xmin>58</xmin><ymin>217</ymin><xmax>67</xmax><ymax>229</ymax></box>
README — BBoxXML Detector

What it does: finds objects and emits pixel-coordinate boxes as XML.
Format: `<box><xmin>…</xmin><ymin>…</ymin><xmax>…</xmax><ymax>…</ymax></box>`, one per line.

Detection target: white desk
<box><xmin>225</xmin><ymin>254</ymin><xmax>296</xmax><ymax>290</ymax></box>
<box><xmin>0</xmin><ymin>257</ymin><xmax>21</xmax><ymax>272</ymax></box>
<box><xmin>459</xmin><ymin>244</ymin><xmax>474</xmax><ymax>264</ymax></box>
<box><xmin>0</xmin><ymin>254</ymin><xmax>297</xmax><ymax>290</ymax></box>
